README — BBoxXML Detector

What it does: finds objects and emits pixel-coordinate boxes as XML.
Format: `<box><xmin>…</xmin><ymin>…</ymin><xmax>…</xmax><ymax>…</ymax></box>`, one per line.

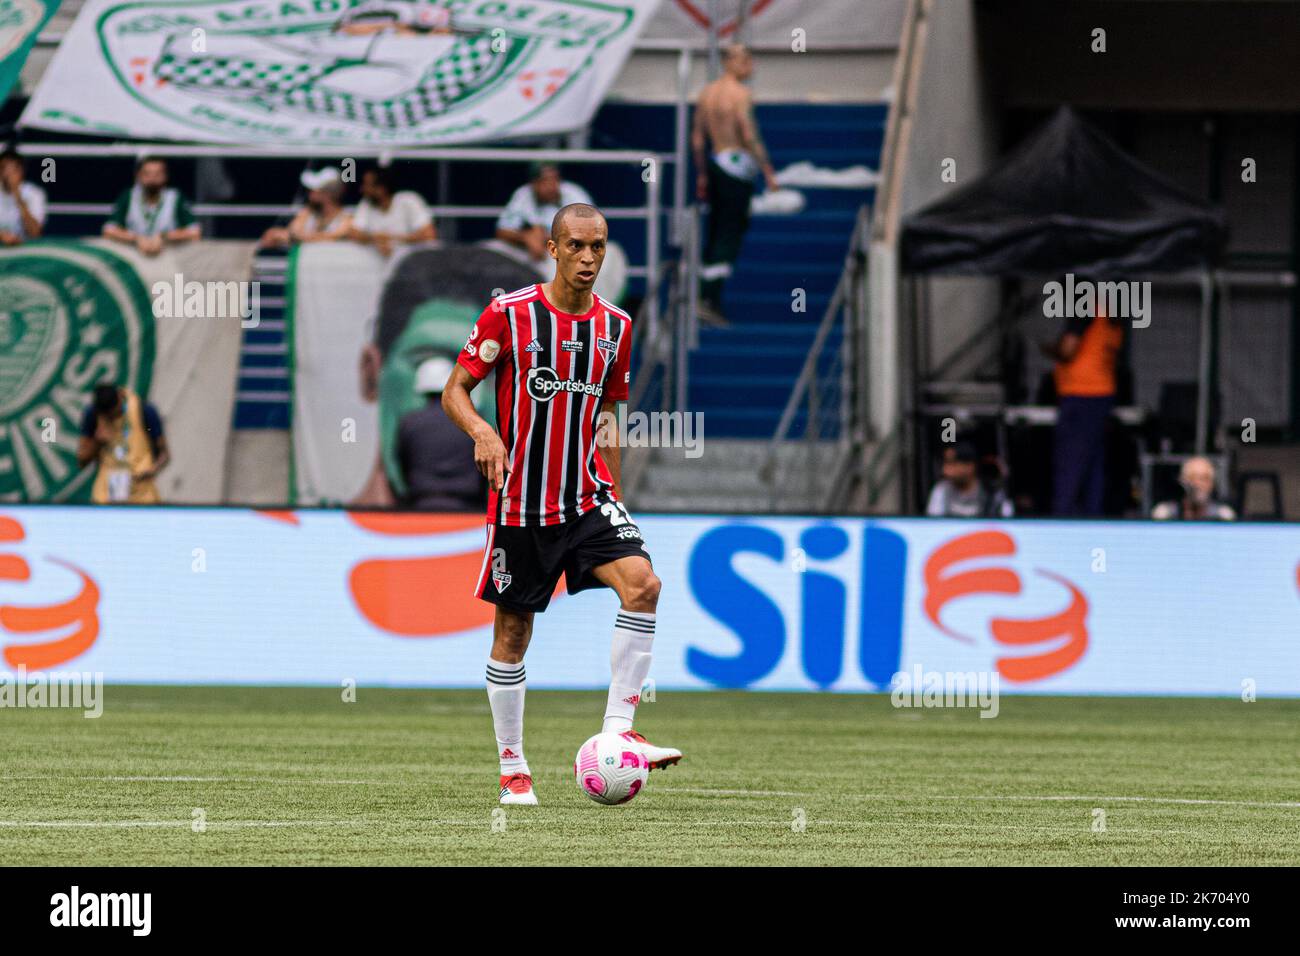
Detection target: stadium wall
<box><xmin>2</xmin><ymin>505</ymin><xmax>1297</xmax><ymax>697</ymax></box>
<box><xmin>898</xmin><ymin>0</ymin><xmax>1000</xmax><ymax>381</ymax></box>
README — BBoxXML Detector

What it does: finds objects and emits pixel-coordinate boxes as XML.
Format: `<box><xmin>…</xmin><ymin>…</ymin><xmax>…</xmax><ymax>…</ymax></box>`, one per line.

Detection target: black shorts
<box><xmin>474</xmin><ymin>501</ymin><xmax>651</xmax><ymax>613</ymax></box>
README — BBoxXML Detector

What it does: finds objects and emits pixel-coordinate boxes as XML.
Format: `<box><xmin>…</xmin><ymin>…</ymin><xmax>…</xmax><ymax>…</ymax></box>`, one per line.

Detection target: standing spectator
<box><xmin>0</xmin><ymin>148</ymin><xmax>46</xmax><ymax>245</ymax></box>
<box><xmin>495</xmin><ymin>163</ymin><xmax>594</xmax><ymax>265</ymax></box>
<box><xmin>926</xmin><ymin>441</ymin><xmax>1014</xmax><ymax>518</ymax></box>
<box><xmin>76</xmin><ymin>383</ymin><xmax>169</xmax><ymax>504</ymax></box>
<box><xmin>1152</xmin><ymin>457</ymin><xmax>1235</xmax><ymax>520</ymax></box>
<box><xmin>102</xmin><ymin>157</ymin><xmax>201</xmax><ymax>256</ymax></box>
<box><xmin>396</xmin><ymin>357</ymin><xmax>485</xmax><ymax>512</ymax></box>
<box><xmin>348</xmin><ymin>166</ymin><xmax>436</xmax><ymax>257</ymax></box>
<box><xmin>691</xmin><ymin>43</ymin><xmax>780</xmax><ymax>327</ymax></box>
<box><xmin>1043</xmin><ymin>307</ymin><xmax>1123</xmax><ymax>515</ymax></box>
<box><xmin>260</xmin><ymin>167</ymin><xmax>353</xmax><ymax>247</ymax></box>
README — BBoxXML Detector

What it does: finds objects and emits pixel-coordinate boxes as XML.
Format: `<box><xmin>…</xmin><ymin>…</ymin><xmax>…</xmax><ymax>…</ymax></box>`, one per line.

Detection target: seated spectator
<box><xmin>261</xmin><ymin>167</ymin><xmax>353</xmax><ymax>248</ymax></box>
<box><xmin>926</xmin><ymin>440</ymin><xmax>1014</xmax><ymax>518</ymax></box>
<box><xmin>348</xmin><ymin>166</ymin><xmax>436</xmax><ymax>256</ymax></box>
<box><xmin>1152</xmin><ymin>456</ymin><xmax>1235</xmax><ymax>521</ymax></box>
<box><xmin>396</xmin><ymin>357</ymin><xmax>484</xmax><ymax>512</ymax></box>
<box><xmin>102</xmin><ymin>156</ymin><xmax>201</xmax><ymax>256</ymax></box>
<box><xmin>0</xmin><ymin>148</ymin><xmax>46</xmax><ymax>245</ymax></box>
<box><xmin>76</xmin><ymin>383</ymin><xmax>169</xmax><ymax>504</ymax></box>
<box><xmin>496</xmin><ymin>163</ymin><xmax>594</xmax><ymax>264</ymax></box>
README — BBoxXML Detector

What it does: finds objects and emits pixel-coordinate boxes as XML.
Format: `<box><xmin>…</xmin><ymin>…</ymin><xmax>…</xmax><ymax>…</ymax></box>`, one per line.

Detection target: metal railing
<box><xmin>622</xmin><ymin>204</ymin><xmax>703</xmax><ymax>500</ymax></box>
<box><xmin>759</xmin><ymin>203</ymin><xmax>872</xmax><ymax>511</ymax></box>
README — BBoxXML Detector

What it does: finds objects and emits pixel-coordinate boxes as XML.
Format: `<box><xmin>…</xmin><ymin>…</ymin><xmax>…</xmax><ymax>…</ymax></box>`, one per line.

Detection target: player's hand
<box><xmin>764</xmin><ymin>172</ymin><xmax>781</xmax><ymax>194</ymax></box>
<box><xmin>473</xmin><ymin>428</ymin><xmax>508</xmax><ymax>492</ymax></box>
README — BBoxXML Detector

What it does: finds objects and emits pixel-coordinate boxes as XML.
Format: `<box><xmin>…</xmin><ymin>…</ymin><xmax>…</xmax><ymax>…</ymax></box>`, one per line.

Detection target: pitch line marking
<box><xmin>0</xmin><ymin>818</ymin><xmax>1241</xmax><ymax>836</ymax></box>
<box><xmin>0</xmin><ymin>820</ymin><xmax>379</xmax><ymax>829</ymax></box>
<box><xmin>860</xmin><ymin>794</ymin><xmax>1300</xmax><ymax>810</ymax></box>
<box><xmin>0</xmin><ymin>774</ymin><xmax>377</xmax><ymax>785</ymax></box>
<box><xmin>655</xmin><ymin>787</ymin><xmax>806</xmax><ymax>797</ymax></box>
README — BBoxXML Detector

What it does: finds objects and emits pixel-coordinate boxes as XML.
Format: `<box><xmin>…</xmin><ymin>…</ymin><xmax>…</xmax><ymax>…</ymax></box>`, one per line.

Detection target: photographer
<box><xmin>926</xmin><ymin>440</ymin><xmax>1014</xmax><ymax>519</ymax></box>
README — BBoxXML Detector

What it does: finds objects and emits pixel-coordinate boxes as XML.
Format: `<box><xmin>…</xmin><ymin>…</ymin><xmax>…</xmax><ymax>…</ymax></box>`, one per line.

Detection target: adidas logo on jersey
<box><xmin>525</xmin><ymin>339</ymin><xmax>543</xmax><ymax>353</ymax></box>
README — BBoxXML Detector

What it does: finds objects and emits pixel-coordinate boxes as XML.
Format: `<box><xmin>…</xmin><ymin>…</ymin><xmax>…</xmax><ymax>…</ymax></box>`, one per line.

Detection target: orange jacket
<box><xmin>1055</xmin><ymin>315</ymin><xmax>1122</xmax><ymax>398</ymax></box>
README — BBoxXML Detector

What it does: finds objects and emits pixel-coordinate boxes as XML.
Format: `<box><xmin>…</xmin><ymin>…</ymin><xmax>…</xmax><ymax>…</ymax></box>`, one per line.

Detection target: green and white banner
<box><xmin>0</xmin><ymin>240</ymin><xmax>249</xmax><ymax>504</ymax></box>
<box><xmin>20</xmin><ymin>0</ymin><xmax>661</xmax><ymax>145</ymax></box>
<box><xmin>290</xmin><ymin>242</ymin><xmax>537</xmax><ymax>506</ymax></box>
<box><xmin>0</xmin><ymin>0</ymin><xmax>58</xmax><ymax>103</ymax></box>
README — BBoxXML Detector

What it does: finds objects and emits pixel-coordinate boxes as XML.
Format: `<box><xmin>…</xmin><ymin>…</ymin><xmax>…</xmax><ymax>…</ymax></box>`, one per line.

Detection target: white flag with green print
<box><xmin>20</xmin><ymin>0</ymin><xmax>661</xmax><ymax>145</ymax></box>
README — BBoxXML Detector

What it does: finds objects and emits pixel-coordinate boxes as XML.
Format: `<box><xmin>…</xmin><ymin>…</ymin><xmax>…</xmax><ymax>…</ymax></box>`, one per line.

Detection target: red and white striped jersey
<box><xmin>456</xmin><ymin>284</ymin><xmax>632</xmax><ymax>527</ymax></box>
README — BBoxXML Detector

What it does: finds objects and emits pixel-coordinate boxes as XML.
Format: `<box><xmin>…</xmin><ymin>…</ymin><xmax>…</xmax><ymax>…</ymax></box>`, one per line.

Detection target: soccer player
<box><xmin>442</xmin><ymin>203</ymin><xmax>681</xmax><ymax>806</ymax></box>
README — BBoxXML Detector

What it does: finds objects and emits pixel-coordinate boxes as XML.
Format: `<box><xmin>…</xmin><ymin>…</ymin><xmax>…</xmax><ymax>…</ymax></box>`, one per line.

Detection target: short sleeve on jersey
<box><xmin>457</xmin><ymin>299</ymin><xmax>513</xmax><ymax>380</ymax></box>
<box><xmin>605</xmin><ymin>316</ymin><xmax>632</xmax><ymax>401</ymax></box>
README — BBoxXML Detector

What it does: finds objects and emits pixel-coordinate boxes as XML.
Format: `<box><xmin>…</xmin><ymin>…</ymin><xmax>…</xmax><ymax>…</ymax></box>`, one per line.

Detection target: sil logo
<box><xmin>923</xmin><ymin>530</ymin><xmax>1088</xmax><ymax>682</ymax></box>
<box><xmin>0</xmin><ymin>515</ymin><xmax>101</xmax><ymax>669</ymax></box>
<box><xmin>687</xmin><ymin>522</ymin><xmax>1090</xmax><ymax>689</ymax></box>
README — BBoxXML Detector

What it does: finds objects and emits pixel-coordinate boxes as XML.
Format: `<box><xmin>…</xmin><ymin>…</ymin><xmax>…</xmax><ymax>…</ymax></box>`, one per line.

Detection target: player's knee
<box><xmin>496</xmin><ymin>615</ymin><xmax>531</xmax><ymax>655</ymax></box>
<box><xmin>623</xmin><ymin>572</ymin><xmax>661</xmax><ymax>612</ymax></box>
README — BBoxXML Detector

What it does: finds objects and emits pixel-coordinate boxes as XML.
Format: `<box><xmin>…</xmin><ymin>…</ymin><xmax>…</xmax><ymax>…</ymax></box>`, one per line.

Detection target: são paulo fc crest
<box><xmin>596</xmin><ymin>337</ymin><xmax>617</xmax><ymax>363</ymax></box>
<box><xmin>68</xmin><ymin>0</ymin><xmax>642</xmax><ymax>146</ymax></box>
<box><xmin>490</xmin><ymin>546</ymin><xmax>511</xmax><ymax>593</ymax></box>
<box><xmin>0</xmin><ymin>244</ymin><xmax>154</xmax><ymax>502</ymax></box>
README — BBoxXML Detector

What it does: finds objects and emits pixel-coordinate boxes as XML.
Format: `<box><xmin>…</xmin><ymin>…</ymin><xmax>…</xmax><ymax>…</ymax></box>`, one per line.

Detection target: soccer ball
<box><xmin>574</xmin><ymin>732</ymin><xmax>649</xmax><ymax>805</ymax></box>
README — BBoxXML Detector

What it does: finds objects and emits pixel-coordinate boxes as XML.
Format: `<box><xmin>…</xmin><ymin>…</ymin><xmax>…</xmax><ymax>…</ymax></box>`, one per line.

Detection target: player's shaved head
<box><xmin>551</xmin><ymin>202</ymin><xmax>604</xmax><ymax>242</ymax></box>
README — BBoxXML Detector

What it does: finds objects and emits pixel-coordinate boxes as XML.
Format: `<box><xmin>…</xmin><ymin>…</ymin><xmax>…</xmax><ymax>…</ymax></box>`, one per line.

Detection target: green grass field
<box><xmin>2</xmin><ymin>687</ymin><xmax>1298</xmax><ymax>865</ymax></box>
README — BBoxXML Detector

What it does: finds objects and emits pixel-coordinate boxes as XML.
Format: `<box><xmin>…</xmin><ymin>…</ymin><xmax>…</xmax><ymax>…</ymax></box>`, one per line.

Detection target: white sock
<box><xmin>486</xmin><ymin>658</ymin><xmax>529</xmax><ymax>775</ymax></box>
<box><xmin>603</xmin><ymin>609</ymin><xmax>655</xmax><ymax>734</ymax></box>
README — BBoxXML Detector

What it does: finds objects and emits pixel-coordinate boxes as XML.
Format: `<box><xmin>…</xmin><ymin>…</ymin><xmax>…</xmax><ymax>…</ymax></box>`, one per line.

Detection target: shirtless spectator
<box><xmin>261</xmin><ymin>167</ymin><xmax>353</xmax><ymax>248</ymax></box>
<box><xmin>348</xmin><ymin>166</ymin><xmax>436</xmax><ymax>257</ymax></box>
<box><xmin>691</xmin><ymin>44</ymin><xmax>780</xmax><ymax>326</ymax></box>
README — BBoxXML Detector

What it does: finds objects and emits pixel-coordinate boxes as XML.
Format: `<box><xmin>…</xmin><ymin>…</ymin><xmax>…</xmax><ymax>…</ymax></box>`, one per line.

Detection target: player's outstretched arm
<box><xmin>442</xmin><ymin>364</ymin><xmax>508</xmax><ymax>492</ymax></box>
<box><xmin>596</xmin><ymin>397</ymin><xmax>622</xmax><ymax>501</ymax></box>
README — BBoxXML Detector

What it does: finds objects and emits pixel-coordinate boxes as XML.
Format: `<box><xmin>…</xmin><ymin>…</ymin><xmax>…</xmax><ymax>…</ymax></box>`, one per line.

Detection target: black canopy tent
<box><xmin>899</xmin><ymin>107</ymin><xmax>1227</xmax><ymax>492</ymax></box>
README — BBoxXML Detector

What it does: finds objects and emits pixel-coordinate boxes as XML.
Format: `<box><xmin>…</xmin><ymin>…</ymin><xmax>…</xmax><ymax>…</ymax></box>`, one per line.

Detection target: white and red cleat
<box><xmin>499</xmin><ymin>772</ymin><xmax>538</xmax><ymax>805</ymax></box>
<box><xmin>620</xmin><ymin>730</ymin><xmax>682</xmax><ymax>771</ymax></box>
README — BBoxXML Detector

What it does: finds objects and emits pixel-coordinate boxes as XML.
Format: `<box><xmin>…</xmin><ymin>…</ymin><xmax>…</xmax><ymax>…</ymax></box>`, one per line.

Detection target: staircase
<box><xmin>691</xmin><ymin>103</ymin><xmax>885</xmax><ymax>438</ymax></box>
<box><xmin>233</xmin><ymin>250</ymin><xmax>292</xmax><ymax>429</ymax></box>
